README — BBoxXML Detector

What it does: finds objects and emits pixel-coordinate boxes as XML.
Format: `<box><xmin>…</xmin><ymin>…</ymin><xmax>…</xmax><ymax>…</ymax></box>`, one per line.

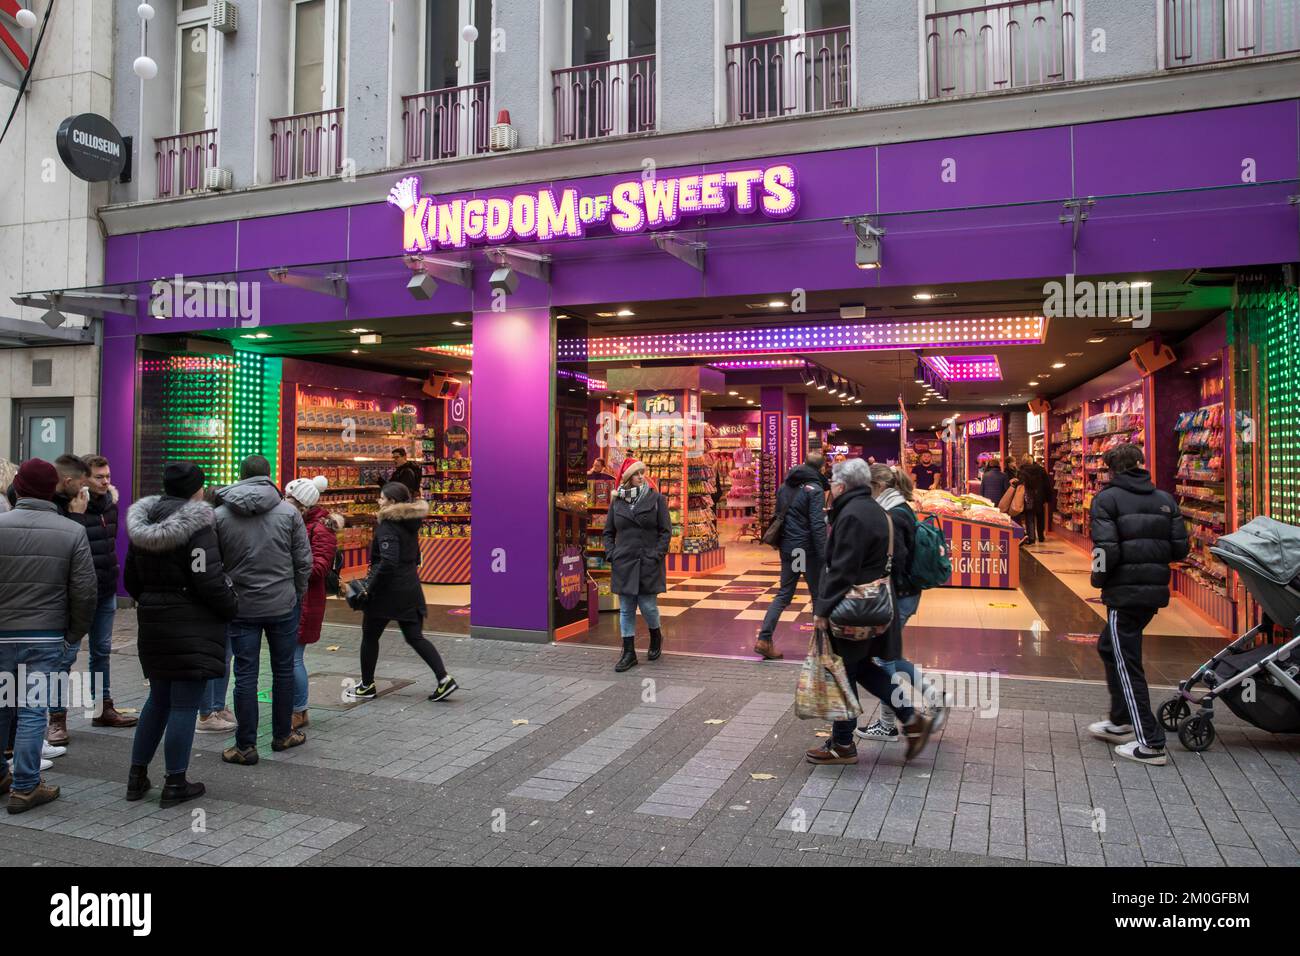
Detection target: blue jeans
<box><xmin>200</xmin><ymin>633</ymin><xmax>233</xmax><ymax>718</ymax></box>
<box><xmin>758</xmin><ymin>553</ymin><xmax>822</xmax><ymax>643</ymax></box>
<box><xmin>0</xmin><ymin>640</ymin><xmax>63</xmax><ymax>791</ymax></box>
<box><xmin>229</xmin><ymin>609</ymin><xmax>300</xmax><ymax>748</ymax></box>
<box><xmin>129</xmin><ymin>678</ymin><xmax>204</xmax><ymax>776</ymax></box>
<box><xmin>293</xmin><ymin>642</ymin><xmax>309</xmax><ymax>712</ymax></box>
<box><xmin>618</xmin><ymin>593</ymin><xmax>661</xmax><ymax>639</ymax></box>
<box><xmin>50</xmin><ymin>594</ymin><xmax>116</xmax><ymax>715</ymax></box>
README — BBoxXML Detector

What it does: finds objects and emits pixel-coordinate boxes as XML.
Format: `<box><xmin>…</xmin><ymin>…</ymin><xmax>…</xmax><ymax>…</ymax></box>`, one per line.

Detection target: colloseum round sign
<box><xmin>56</xmin><ymin>113</ymin><xmax>126</xmax><ymax>182</ymax></box>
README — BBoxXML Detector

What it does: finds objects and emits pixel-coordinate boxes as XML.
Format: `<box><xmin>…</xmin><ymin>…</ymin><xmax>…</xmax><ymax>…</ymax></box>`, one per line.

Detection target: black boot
<box><xmin>647</xmin><ymin>627</ymin><xmax>663</xmax><ymax>661</ymax></box>
<box><xmin>126</xmin><ymin>764</ymin><xmax>152</xmax><ymax>802</ymax></box>
<box><xmin>614</xmin><ymin>636</ymin><xmax>638</xmax><ymax>673</ymax></box>
<box><xmin>159</xmin><ymin>773</ymin><xmax>205</xmax><ymax>809</ymax></box>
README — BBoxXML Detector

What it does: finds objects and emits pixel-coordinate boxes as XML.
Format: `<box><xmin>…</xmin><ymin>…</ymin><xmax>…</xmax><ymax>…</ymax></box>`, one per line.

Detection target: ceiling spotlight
<box><xmin>767</xmin><ymin>300</ymin><xmax>786</xmax><ymax>308</ymax></box>
<box><xmin>912</xmin><ymin>293</ymin><xmax>935</xmax><ymax>301</ymax></box>
<box><xmin>347</xmin><ymin>328</ymin><xmax>372</xmax><ymax>334</ymax></box>
<box><xmin>1112</xmin><ymin>316</ymin><xmax>1135</xmax><ymax>324</ymax></box>
<box><xmin>489</xmin><ymin>267</ymin><xmax>519</xmax><ymax>296</ymax></box>
<box><xmin>407</xmin><ymin>272</ymin><xmax>437</xmax><ymax>299</ymax></box>
<box><xmin>801</xmin><ymin>365</ymin><xmax>818</xmax><ymax>387</ymax></box>
<box><xmin>452</xmin><ymin>320</ymin><xmax>467</xmax><ymax>327</ymax></box>
<box><xmin>350</xmin><ymin>349</ymin><xmax>360</xmax><ymax>354</ymax></box>
<box><xmin>1087</xmin><ymin>337</ymin><xmax>1106</xmax><ymax>344</ymax></box>
<box><xmin>1028</xmin><ymin>380</ymin><xmax>1040</xmax><ymax>387</ymax></box>
<box><xmin>616</xmin><ymin>308</ymin><xmax>635</xmax><ymax>317</ymax></box>
<box><xmin>1051</xmin><ymin>362</ymin><xmax>1066</xmax><ymax>369</ymax></box>
<box><xmin>360</xmin><ymin>334</ymin><xmax>381</xmax><ymax>345</ymax></box>
<box><xmin>1130</xmin><ymin>280</ymin><xmax>1152</xmax><ymax>288</ymax></box>
<box><xmin>728</xmin><ymin>390</ymin><xmax>738</xmax><ymax>396</ymax></box>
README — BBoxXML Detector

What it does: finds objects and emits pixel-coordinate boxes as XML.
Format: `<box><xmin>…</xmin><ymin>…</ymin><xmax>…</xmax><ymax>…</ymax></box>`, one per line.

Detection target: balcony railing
<box><xmin>402</xmin><ymin>81</ymin><xmax>491</xmax><ymax>163</ymax></box>
<box><xmin>552</xmin><ymin>54</ymin><xmax>655</xmax><ymax>142</ymax></box>
<box><xmin>725</xmin><ymin>26</ymin><xmax>851</xmax><ymax>122</ymax></box>
<box><xmin>270</xmin><ymin>107</ymin><xmax>344</xmax><ymax>183</ymax></box>
<box><xmin>926</xmin><ymin>0</ymin><xmax>1076</xmax><ymax>98</ymax></box>
<box><xmin>1164</xmin><ymin>0</ymin><xmax>1300</xmax><ymax>67</ymax></box>
<box><xmin>155</xmin><ymin>129</ymin><xmax>217</xmax><ymax>199</ymax></box>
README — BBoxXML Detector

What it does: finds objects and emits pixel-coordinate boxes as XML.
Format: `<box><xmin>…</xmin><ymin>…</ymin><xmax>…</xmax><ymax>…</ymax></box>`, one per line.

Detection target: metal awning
<box><xmin>0</xmin><ymin>314</ymin><xmax>97</xmax><ymax>347</ymax></box>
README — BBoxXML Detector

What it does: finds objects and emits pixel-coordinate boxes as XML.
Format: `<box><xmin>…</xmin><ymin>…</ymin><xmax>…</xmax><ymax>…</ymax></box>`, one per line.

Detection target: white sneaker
<box><xmin>42</xmin><ymin>740</ymin><xmax>67</xmax><ymax>760</ymax></box>
<box><xmin>7</xmin><ymin>758</ymin><xmax>53</xmax><ymax>773</ymax></box>
<box><xmin>196</xmin><ymin>712</ymin><xmax>237</xmax><ymax>734</ymax></box>
<box><xmin>1088</xmin><ymin>720</ymin><xmax>1136</xmax><ymax>744</ymax></box>
<box><xmin>1114</xmin><ymin>740</ymin><xmax>1167</xmax><ymax>766</ymax></box>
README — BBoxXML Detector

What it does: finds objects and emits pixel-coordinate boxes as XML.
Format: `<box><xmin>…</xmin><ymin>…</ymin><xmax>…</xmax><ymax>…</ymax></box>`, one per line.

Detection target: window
<box><xmin>423</xmin><ymin>0</ymin><xmax>491</xmax><ymax>92</ymax></box>
<box><xmin>569</xmin><ymin>0</ymin><xmax>656</xmax><ymax>65</ymax></box>
<box><xmin>291</xmin><ymin>0</ymin><xmax>348</xmax><ymax>114</ymax></box>
<box><xmin>555</xmin><ymin>0</ymin><xmax>656</xmax><ymax>139</ymax></box>
<box><xmin>727</xmin><ymin>0</ymin><xmax>850</xmax><ymax>120</ymax></box>
<box><xmin>176</xmin><ymin>2</ymin><xmax>218</xmax><ymax>133</ymax></box>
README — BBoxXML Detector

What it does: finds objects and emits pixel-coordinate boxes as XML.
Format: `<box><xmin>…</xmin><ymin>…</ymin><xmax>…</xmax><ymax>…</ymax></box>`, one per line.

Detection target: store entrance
<box><xmin>134</xmin><ymin>315</ymin><xmax>474</xmax><ymax>636</ymax></box>
<box><xmin>562</xmin><ymin>275</ymin><xmax>1239</xmax><ymax>679</ymax></box>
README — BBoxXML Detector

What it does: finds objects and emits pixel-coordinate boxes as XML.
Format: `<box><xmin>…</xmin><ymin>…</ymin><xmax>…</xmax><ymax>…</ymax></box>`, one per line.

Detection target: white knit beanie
<box><xmin>286</xmin><ymin>474</ymin><xmax>328</xmax><ymax>509</ymax></box>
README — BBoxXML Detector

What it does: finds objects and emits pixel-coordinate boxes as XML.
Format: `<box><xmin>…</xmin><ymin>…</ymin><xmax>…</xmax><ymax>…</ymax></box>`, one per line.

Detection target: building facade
<box><xmin>63</xmin><ymin>0</ymin><xmax>1300</xmax><ymax>642</ymax></box>
<box><xmin>0</xmin><ymin>0</ymin><xmax>114</xmax><ymax>463</ymax></box>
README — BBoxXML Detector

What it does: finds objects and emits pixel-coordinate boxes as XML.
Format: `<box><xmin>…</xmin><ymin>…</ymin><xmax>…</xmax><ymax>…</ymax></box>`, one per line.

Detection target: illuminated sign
<box><xmin>785</xmin><ymin>415</ymin><xmax>804</xmax><ymax>472</ymax></box>
<box><xmin>967</xmin><ymin>416</ymin><xmax>1002</xmax><ymax>438</ymax></box>
<box><xmin>640</xmin><ymin>392</ymin><xmax>679</xmax><ymax>416</ymax></box>
<box><xmin>389</xmin><ymin>164</ymin><xmax>799</xmax><ymax>252</ymax></box>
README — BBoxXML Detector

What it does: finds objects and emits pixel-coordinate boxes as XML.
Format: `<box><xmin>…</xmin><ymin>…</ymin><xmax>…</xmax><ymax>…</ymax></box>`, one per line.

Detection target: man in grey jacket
<box><xmin>214</xmin><ymin>456</ymin><xmax>311</xmax><ymax>764</ymax></box>
<box><xmin>0</xmin><ymin>459</ymin><xmax>96</xmax><ymax>813</ymax></box>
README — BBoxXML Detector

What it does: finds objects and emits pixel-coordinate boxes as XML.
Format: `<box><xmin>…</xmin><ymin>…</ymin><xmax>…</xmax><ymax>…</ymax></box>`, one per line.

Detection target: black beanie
<box><xmin>163</xmin><ymin>462</ymin><xmax>205</xmax><ymax>499</ymax></box>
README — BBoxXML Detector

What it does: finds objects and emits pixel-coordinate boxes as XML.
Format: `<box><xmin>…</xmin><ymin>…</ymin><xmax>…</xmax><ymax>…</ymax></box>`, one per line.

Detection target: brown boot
<box><xmin>291</xmin><ymin>710</ymin><xmax>309</xmax><ymax>731</ymax></box>
<box><xmin>753</xmin><ymin>639</ymin><xmax>784</xmax><ymax>661</ymax></box>
<box><xmin>902</xmin><ymin>712</ymin><xmax>935</xmax><ymax>761</ymax></box>
<box><xmin>8</xmin><ymin>781</ymin><xmax>60</xmax><ymax>815</ymax></box>
<box><xmin>93</xmin><ymin>698</ymin><xmax>139</xmax><ymax>729</ymax></box>
<box><xmin>46</xmin><ymin>712</ymin><xmax>69</xmax><ymax>747</ymax></box>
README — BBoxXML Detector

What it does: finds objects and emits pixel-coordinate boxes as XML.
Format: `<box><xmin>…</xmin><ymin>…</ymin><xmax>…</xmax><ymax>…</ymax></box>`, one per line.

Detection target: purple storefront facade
<box><xmin>100</xmin><ymin>100</ymin><xmax>1300</xmax><ymax>643</ymax></box>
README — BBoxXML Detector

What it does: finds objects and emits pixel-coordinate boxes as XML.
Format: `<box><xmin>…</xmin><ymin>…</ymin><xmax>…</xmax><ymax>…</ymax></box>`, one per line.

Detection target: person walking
<box><xmin>49</xmin><ymin>454</ymin><xmax>136</xmax><ymax>743</ymax></box>
<box><xmin>0</xmin><ymin>459</ymin><xmax>96</xmax><ymax>813</ymax></box>
<box><xmin>754</xmin><ymin>451</ymin><xmax>828</xmax><ymax>661</ymax></box>
<box><xmin>979</xmin><ymin>458</ymin><xmax>1010</xmax><ymax>504</ymax></box>
<box><xmin>346</xmin><ymin>483</ymin><xmax>457</xmax><ymax>701</ymax></box>
<box><xmin>388</xmin><ymin>448</ymin><xmax>423</xmax><ymax>498</ymax></box>
<box><xmin>1017</xmin><ymin>452</ymin><xmax>1050</xmax><ymax>545</ymax></box>
<box><xmin>284</xmin><ymin>476</ymin><xmax>343</xmax><ymax>730</ymax></box>
<box><xmin>603</xmin><ymin>457</ymin><xmax>672</xmax><ymax>673</ymax></box>
<box><xmin>215</xmin><ymin>456</ymin><xmax>311</xmax><ymax>765</ymax></box>
<box><xmin>856</xmin><ymin>464</ymin><xmax>949</xmax><ymax>742</ymax></box>
<box><xmin>806</xmin><ymin>458</ymin><xmax>934</xmax><ymax>766</ymax></box>
<box><xmin>1087</xmin><ymin>444</ymin><xmax>1189</xmax><ymax>766</ymax></box>
<box><xmin>123</xmin><ymin>463</ymin><xmax>239</xmax><ymax>807</ymax></box>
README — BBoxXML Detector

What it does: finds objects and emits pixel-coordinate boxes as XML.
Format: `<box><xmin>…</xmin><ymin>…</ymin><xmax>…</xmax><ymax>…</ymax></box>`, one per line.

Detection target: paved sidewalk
<box><xmin>3</xmin><ymin>613</ymin><xmax>1297</xmax><ymax>868</ymax></box>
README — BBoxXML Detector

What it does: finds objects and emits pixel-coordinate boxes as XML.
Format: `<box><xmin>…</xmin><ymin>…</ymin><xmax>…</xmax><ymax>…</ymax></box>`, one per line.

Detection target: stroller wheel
<box><xmin>1178</xmin><ymin>713</ymin><xmax>1216</xmax><ymax>753</ymax></box>
<box><xmin>1158</xmin><ymin>697</ymin><xmax>1190</xmax><ymax>733</ymax></box>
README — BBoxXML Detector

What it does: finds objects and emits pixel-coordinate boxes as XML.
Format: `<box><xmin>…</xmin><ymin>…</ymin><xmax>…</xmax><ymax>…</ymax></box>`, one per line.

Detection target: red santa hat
<box><xmin>616</xmin><ymin>457</ymin><xmax>646</xmax><ymax>486</ymax></box>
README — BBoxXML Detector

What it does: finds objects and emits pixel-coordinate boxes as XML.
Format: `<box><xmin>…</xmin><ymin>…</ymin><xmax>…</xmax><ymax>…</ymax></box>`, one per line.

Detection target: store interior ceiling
<box><xmin>197</xmin><ymin>269</ymin><xmax>1231</xmax><ymax>431</ymax></box>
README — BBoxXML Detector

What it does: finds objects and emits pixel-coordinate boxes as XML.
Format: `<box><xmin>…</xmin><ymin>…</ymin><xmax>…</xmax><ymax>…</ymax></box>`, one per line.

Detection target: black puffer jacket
<box><xmin>1090</xmin><ymin>468</ymin><xmax>1190</xmax><ymax>609</ymax></box>
<box><xmin>816</xmin><ymin>486</ymin><xmax>899</xmax><ymax>659</ymax></box>
<box><xmin>360</xmin><ymin>499</ymin><xmax>429</xmax><ymax>622</ymax></box>
<box><xmin>56</xmin><ymin>490</ymin><xmax>120</xmax><ymax>598</ymax></box>
<box><xmin>124</xmin><ymin>496</ymin><xmax>239</xmax><ymax>681</ymax></box>
<box><xmin>776</xmin><ymin>463</ymin><xmax>828</xmax><ymax>563</ymax></box>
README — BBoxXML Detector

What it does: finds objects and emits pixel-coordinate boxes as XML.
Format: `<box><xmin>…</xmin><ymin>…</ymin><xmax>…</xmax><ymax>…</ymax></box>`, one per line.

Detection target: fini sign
<box><xmin>388</xmin><ymin>164</ymin><xmax>800</xmax><ymax>252</ymax></box>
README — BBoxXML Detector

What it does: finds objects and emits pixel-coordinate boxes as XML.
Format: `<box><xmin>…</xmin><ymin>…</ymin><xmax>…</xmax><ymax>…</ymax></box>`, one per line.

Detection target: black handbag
<box><xmin>344</xmin><ymin>578</ymin><xmax>369</xmax><ymax>609</ymax></box>
<box><xmin>828</xmin><ymin>513</ymin><xmax>895</xmax><ymax>638</ymax></box>
<box><xmin>760</xmin><ymin>489</ymin><xmax>795</xmax><ymax>549</ymax></box>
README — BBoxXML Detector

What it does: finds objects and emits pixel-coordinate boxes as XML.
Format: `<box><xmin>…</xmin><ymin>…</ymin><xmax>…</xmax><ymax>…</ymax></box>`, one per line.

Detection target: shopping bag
<box><xmin>794</xmin><ymin>627</ymin><xmax>862</xmax><ymax>722</ymax></box>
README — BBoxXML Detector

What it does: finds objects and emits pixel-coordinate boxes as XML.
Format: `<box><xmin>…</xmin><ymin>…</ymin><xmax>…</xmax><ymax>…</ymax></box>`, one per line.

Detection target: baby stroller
<box><xmin>1158</xmin><ymin>517</ymin><xmax>1300</xmax><ymax>752</ymax></box>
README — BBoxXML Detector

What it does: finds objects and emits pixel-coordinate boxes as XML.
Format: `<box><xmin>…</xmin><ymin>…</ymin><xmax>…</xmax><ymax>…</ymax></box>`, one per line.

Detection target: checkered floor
<box><xmin>658</xmin><ymin>569</ymin><xmax>813</xmax><ymax>624</ymax></box>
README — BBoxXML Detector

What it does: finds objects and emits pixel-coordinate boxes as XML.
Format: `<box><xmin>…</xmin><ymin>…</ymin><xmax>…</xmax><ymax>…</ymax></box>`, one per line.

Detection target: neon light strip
<box><xmin>417</xmin><ymin>344</ymin><xmax>474</xmax><ymax>359</ymax></box>
<box><xmin>707</xmin><ymin>359</ymin><xmax>807</xmax><ymax>370</ymax></box>
<box><xmin>570</xmin><ymin>316</ymin><xmax>1046</xmax><ymax>362</ymax></box>
<box><xmin>922</xmin><ymin>354</ymin><xmax>1003</xmax><ymax>382</ymax></box>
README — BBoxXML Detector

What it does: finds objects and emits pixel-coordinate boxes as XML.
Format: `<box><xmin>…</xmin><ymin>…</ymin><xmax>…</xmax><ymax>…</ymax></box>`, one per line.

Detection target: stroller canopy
<box><xmin>1211</xmin><ymin>516</ymin><xmax>1300</xmax><ymax>587</ymax></box>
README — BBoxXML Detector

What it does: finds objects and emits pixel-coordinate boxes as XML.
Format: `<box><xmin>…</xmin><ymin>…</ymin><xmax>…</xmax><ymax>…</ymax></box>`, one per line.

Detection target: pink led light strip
<box><xmin>922</xmin><ymin>354</ymin><xmax>1003</xmax><ymax>382</ymax></box>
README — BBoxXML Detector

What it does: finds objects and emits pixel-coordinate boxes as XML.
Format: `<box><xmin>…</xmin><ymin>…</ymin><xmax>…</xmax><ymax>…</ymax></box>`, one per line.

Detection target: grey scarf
<box><xmin>616</xmin><ymin>484</ymin><xmax>644</xmax><ymax>504</ymax></box>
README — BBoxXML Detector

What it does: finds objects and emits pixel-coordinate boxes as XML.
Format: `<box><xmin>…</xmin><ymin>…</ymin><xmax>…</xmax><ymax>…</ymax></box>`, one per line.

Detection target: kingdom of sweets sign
<box><xmin>389</xmin><ymin>163</ymin><xmax>799</xmax><ymax>253</ymax></box>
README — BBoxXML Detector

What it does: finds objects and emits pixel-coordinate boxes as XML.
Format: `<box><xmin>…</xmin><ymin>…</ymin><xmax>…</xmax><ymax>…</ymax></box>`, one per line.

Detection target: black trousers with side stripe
<box><xmin>1097</xmin><ymin>606</ymin><xmax>1164</xmax><ymax>750</ymax></box>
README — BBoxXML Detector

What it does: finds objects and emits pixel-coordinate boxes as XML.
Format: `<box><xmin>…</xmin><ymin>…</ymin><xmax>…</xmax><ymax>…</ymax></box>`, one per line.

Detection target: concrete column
<box><xmin>215</xmin><ymin>0</ymin><xmax>260</xmax><ymax>189</ymax></box>
<box><xmin>344</xmin><ymin>0</ymin><xmax>397</xmax><ymax>174</ymax></box>
<box><xmin>854</xmin><ymin>0</ymin><xmax>923</xmax><ymax>108</ymax></box>
<box><xmin>470</xmin><ymin>307</ymin><xmax>555</xmax><ymax>642</ymax></box>
<box><xmin>493</xmin><ymin>0</ymin><xmax>546</xmax><ymax>148</ymax></box>
<box><xmin>658</xmin><ymin>0</ymin><xmax>720</xmax><ymax>132</ymax></box>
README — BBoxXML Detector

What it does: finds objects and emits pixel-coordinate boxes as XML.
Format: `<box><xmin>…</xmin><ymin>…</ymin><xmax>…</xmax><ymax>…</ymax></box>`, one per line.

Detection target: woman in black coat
<box><xmin>808</xmin><ymin>458</ymin><xmax>934</xmax><ymax>767</ymax></box>
<box><xmin>602</xmin><ymin>457</ymin><xmax>671</xmax><ymax>672</ymax></box>
<box><xmin>349</xmin><ymin>482</ymin><xmax>457</xmax><ymax>702</ymax></box>
<box><xmin>123</xmin><ymin>462</ymin><xmax>238</xmax><ymax>807</ymax></box>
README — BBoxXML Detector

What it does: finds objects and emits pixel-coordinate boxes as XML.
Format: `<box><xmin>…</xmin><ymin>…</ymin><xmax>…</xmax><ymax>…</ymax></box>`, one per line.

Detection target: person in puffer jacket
<box><xmin>1086</xmin><ymin>443</ymin><xmax>1189</xmax><ymax>767</ymax></box>
<box><xmin>213</xmin><ymin>456</ymin><xmax>312</xmax><ymax>764</ymax></box>
<box><xmin>283</xmin><ymin>476</ymin><xmax>345</xmax><ymax>731</ymax></box>
<box><xmin>123</xmin><ymin>462</ymin><xmax>239</xmax><ymax>809</ymax></box>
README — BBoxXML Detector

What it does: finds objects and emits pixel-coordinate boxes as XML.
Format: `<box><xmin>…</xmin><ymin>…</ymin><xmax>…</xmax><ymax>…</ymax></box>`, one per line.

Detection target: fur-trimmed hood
<box><xmin>377</xmin><ymin>499</ymin><xmax>429</xmax><ymax>523</ymax></box>
<box><xmin>127</xmin><ymin>495</ymin><xmax>215</xmax><ymax>552</ymax></box>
